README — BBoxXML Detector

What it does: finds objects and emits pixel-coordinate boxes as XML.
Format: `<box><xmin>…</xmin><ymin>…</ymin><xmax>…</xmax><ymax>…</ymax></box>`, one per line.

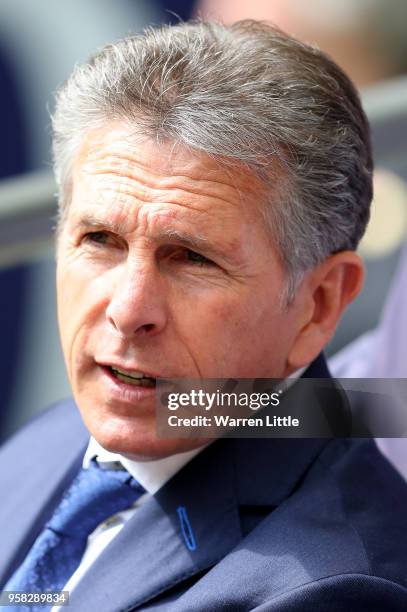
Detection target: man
<box><xmin>1</xmin><ymin>20</ymin><xmax>406</xmax><ymax>611</ymax></box>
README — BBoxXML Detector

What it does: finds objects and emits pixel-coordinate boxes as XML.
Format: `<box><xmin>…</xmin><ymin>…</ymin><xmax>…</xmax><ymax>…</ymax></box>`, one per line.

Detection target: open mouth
<box><xmin>108</xmin><ymin>366</ymin><xmax>156</xmax><ymax>388</ymax></box>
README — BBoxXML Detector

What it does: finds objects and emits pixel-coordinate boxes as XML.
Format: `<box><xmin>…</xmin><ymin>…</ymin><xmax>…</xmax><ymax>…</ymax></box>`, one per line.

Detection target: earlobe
<box><xmin>287</xmin><ymin>252</ymin><xmax>364</xmax><ymax>370</ymax></box>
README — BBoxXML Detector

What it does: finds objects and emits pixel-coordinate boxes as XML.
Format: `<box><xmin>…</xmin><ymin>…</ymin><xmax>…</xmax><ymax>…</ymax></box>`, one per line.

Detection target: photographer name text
<box><xmin>168</xmin><ymin>415</ymin><xmax>299</xmax><ymax>428</ymax></box>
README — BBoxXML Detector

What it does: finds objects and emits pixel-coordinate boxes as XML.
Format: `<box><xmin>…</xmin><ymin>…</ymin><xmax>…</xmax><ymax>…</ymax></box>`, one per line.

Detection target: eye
<box><xmin>185</xmin><ymin>249</ymin><xmax>214</xmax><ymax>266</ymax></box>
<box><xmin>82</xmin><ymin>231</ymin><xmax>114</xmax><ymax>246</ymax></box>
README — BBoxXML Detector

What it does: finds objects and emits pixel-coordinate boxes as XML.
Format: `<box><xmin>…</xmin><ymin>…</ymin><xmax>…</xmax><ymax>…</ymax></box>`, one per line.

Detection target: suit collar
<box><xmin>303</xmin><ymin>352</ymin><xmax>331</xmax><ymax>378</ymax></box>
<box><xmin>232</xmin><ymin>353</ymin><xmax>333</xmax><ymax>506</ymax></box>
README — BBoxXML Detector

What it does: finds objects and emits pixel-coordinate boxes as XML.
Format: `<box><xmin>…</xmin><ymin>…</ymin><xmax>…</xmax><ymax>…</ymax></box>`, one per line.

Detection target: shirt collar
<box><xmin>83</xmin><ymin>437</ymin><xmax>207</xmax><ymax>495</ymax></box>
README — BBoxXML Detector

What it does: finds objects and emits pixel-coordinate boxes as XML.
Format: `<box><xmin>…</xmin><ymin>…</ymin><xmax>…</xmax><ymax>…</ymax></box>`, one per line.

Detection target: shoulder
<box><xmin>250</xmin><ymin>574</ymin><xmax>407</xmax><ymax>611</ymax></box>
<box><xmin>266</xmin><ymin>438</ymin><xmax>407</xmax><ymax>588</ymax></box>
<box><xmin>0</xmin><ymin>398</ymin><xmax>88</xmax><ymax>482</ymax></box>
<box><xmin>177</xmin><ymin>438</ymin><xmax>407</xmax><ymax>610</ymax></box>
<box><xmin>299</xmin><ymin>439</ymin><xmax>407</xmax><ymax>579</ymax></box>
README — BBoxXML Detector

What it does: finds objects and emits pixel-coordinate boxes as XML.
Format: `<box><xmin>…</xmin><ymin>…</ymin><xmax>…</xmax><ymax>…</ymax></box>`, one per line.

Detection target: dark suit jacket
<box><xmin>1</xmin><ymin>355</ymin><xmax>407</xmax><ymax>611</ymax></box>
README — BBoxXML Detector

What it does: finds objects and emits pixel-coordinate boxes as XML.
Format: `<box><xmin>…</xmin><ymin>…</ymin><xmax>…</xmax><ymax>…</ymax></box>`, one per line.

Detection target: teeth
<box><xmin>113</xmin><ymin>368</ymin><xmax>145</xmax><ymax>379</ymax></box>
<box><xmin>115</xmin><ymin>373</ymin><xmax>155</xmax><ymax>387</ymax></box>
<box><xmin>110</xmin><ymin>367</ymin><xmax>155</xmax><ymax>387</ymax></box>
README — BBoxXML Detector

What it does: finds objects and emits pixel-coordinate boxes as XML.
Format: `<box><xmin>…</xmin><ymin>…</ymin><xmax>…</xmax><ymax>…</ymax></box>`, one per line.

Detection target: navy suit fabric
<box><xmin>1</xmin><ymin>355</ymin><xmax>406</xmax><ymax>611</ymax></box>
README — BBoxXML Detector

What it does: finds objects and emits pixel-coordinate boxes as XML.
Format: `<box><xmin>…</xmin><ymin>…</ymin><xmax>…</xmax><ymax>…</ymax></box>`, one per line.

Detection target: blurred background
<box><xmin>1</xmin><ymin>0</ymin><xmax>407</xmax><ymax>441</ymax></box>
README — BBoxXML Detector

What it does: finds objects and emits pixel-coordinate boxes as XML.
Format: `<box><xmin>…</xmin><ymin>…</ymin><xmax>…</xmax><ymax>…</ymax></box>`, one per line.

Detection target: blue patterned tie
<box><xmin>4</xmin><ymin>459</ymin><xmax>145</xmax><ymax>610</ymax></box>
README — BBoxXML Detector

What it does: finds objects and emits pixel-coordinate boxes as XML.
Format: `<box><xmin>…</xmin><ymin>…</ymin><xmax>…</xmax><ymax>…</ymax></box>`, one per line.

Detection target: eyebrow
<box><xmin>72</xmin><ymin>214</ymin><xmax>213</xmax><ymax>254</ymax></box>
<box><xmin>72</xmin><ymin>215</ymin><xmax>128</xmax><ymax>235</ymax></box>
<box><xmin>161</xmin><ymin>228</ymin><xmax>209</xmax><ymax>253</ymax></box>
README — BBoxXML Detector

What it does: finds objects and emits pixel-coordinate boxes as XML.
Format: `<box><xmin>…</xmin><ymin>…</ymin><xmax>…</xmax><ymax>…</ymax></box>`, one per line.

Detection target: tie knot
<box><xmin>47</xmin><ymin>459</ymin><xmax>145</xmax><ymax>538</ymax></box>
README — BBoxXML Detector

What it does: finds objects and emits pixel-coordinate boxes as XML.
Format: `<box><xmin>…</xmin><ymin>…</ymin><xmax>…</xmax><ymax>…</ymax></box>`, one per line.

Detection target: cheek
<box><xmin>172</xmin><ymin>286</ymin><xmax>286</xmax><ymax>373</ymax></box>
<box><xmin>56</xmin><ymin>256</ymin><xmax>109</xmax><ymax>361</ymax></box>
<box><xmin>56</xmin><ymin>261</ymin><xmax>76</xmax><ymax>353</ymax></box>
<box><xmin>197</xmin><ymin>289</ymin><xmax>279</xmax><ymax>335</ymax></box>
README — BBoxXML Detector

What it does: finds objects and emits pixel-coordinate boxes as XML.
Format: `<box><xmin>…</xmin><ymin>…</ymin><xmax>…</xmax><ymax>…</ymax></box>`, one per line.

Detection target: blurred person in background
<box><xmin>1</xmin><ymin>19</ymin><xmax>407</xmax><ymax>611</ymax></box>
<box><xmin>197</xmin><ymin>0</ymin><xmax>407</xmax><ymax>87</ymax></box>
<box><xmin>331</xmin><ymin>241</ymin><xmax>407</xmax><ymax>478</ymax></box>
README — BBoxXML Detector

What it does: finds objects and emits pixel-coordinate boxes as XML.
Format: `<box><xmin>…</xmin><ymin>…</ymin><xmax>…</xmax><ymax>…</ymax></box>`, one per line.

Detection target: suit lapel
<box><xmin>69</xmin><ymin>440</ymin><xmax>243</xmax><ymax>611</ymax></box>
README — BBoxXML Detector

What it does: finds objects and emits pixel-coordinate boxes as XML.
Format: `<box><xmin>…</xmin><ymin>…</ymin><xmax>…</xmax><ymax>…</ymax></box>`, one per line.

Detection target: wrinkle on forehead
<box><xmin>77</xmin><ymin>172</ymin><xmax>238</xmax><ymax>214</ymax></box>
<box><xmin>74</xmin><ymin>123</ymin><xmax>267</xmax><ymax>209</ymax></box>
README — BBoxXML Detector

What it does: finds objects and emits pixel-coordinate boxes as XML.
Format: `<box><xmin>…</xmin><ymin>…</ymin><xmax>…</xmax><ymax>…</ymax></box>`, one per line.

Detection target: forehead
<box><xmin>74</xmin><ymin>123</ymin><xmax>257</xmax><ymax>181</ymax></box>
<box><xmin>70</xmin><ymin>123</ymin><xmax>269</xmax><ymax>224</ymax></box>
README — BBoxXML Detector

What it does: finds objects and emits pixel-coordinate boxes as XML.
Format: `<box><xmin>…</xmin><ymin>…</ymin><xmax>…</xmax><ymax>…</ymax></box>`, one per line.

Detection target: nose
<box><xmin>106</xmin><ymin>260</ymin><xmax>167</xmax><ymax>338</ymax></box>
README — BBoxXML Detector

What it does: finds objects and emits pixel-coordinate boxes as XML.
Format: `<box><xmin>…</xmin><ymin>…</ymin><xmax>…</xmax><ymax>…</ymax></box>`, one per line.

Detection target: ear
<box><xmin>287</xmin><ymin>251</ymin><xmax>364</xmax><ymax>370</ymax></box>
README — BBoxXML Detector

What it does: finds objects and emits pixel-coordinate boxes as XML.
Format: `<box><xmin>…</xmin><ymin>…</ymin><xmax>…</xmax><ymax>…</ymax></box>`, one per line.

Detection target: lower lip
<box><xmin>99</xmin><ymin>365</ymin><xmax>157</xmax><ymax>405</ymax></box>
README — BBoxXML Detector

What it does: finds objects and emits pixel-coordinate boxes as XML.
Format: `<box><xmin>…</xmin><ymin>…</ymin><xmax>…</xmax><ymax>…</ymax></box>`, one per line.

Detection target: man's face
<box><xmin>56</xmin><ymin>124</ymin><xmax>302</xmax><ymax>459</ymax></box>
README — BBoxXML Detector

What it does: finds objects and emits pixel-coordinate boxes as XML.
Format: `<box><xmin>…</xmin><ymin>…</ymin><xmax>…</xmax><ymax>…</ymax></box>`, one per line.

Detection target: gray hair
<box><xmin>52</xmin><ymin>20</ymin><xmax>373</xmax><ymax>302</ymax></box>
